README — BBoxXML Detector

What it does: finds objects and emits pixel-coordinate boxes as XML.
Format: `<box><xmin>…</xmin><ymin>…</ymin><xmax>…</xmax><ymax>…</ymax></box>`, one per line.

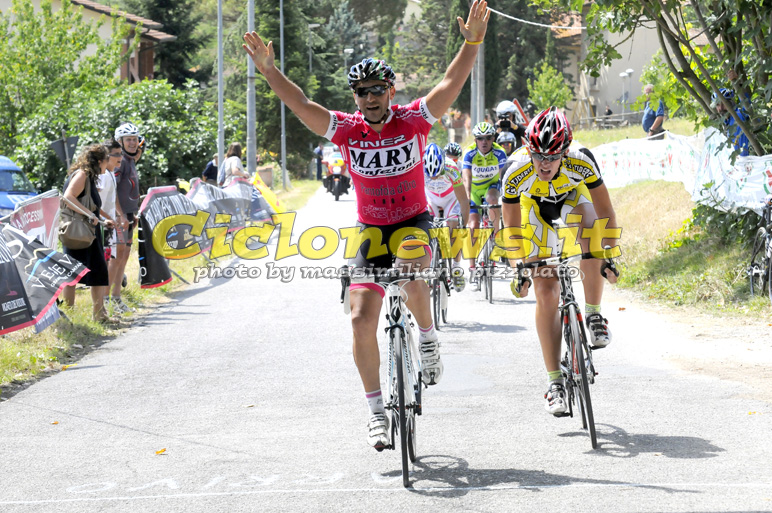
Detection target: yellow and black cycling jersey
<box><xmin>501</xmin><ymin>146</ymin><xmax>604</xmax><ymax>204</ymax></box>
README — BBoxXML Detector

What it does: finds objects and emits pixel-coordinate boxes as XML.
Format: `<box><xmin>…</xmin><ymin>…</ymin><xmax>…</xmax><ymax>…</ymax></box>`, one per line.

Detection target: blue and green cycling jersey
<box><xmin>461</xmin><ymin>142</ymin><xmax>508</xmax><ymax>187</ymax></box>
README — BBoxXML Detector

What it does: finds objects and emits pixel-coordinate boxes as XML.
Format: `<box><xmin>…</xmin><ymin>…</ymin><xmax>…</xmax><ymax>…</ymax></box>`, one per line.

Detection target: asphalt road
<box><xmin>0</xmin><ymin>187</ymin><xmax>771</xmax><ymax>512</ymax></box>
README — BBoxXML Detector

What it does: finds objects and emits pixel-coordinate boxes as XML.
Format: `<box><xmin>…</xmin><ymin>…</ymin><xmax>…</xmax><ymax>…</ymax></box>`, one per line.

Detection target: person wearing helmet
<box><xmin>501</xmin><ymin>106</ymin><xmax>619</xmax><ymax>417</ymax></box>
<box><xmin>423</xmin><ymin>143</ymin><xmax>471</xmax><ymax>291</ymax></box>
<box><xmin>443</xmin><ymin>141</ymin><xmax>463</xmax><ymax>164</ymax></box>
<box><xmin>461</xmin><ymin>121</ymin><xmax>508</xmax><ymax>272</ymax></box>
<box><xmin>108</xmin><ymin>122</ymin><xmax>142</xmax><ymax>314</ymax></box>
<box><xmin>243</xmin><ymin>1</ymin><xmax>490</xmax><ymax>451</ymax></box>
<box><xmin>641</xmin><ymin>84</ymin><xmax>666</xmax><ymax>139</ymax></box>
<box><xmin>494</xmin><ymin>100</ymin><xmax>526</xmax><ymax>149</ymax></box>
<box><xmin>711</xmin><ymin>88</ymin><xmax>750</xmax><ymax>156</ymax></box>
<box><xmin>497</xmin><ymin>131</ymin><xmax>516</xmax><ymax>157</ymax></box>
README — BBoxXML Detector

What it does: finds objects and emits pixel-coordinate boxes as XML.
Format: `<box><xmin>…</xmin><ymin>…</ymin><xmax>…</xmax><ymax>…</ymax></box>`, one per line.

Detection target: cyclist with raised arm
<box><xmin>461</xmin><ymin>122</ymin><xmax>508</xmax><ymax>272</ymax></box>
<box><xmin>243</xmin><ymin>0</ymin><xmax>490</xmax><ymax>451</ymax></box>
<box><xmin>423</xmin><ymin>143</ymin><xmax>471</xmax><ymax>291</ymax></box>
<box><xmin>500</xmin><ymin>107</ymin><xmax>620</xmax><ymax>416</ymax></box>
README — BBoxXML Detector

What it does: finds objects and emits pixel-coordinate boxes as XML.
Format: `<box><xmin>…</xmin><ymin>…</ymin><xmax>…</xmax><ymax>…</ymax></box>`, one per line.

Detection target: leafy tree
<box><xmin>0</xmin><ymin>0</ymin><xmax>135</xmax><ymax>156</ymax></box>
<box><xmin>527</xmin><ymin>61</ymin><xmax>573</xmax><ymax>110</ymax></box>
<box><xmin>533</xmin><ymin>0</ymin><xmax>772</xmax><ymax>155</ymax></box>
<box><xmin>119</xmin><ymin>0</ymin><xmax>212</xmax><ymax>87</ymax></box>
<box><xmin>349</xmin><ymin>0</ymin><xmax>408</xmax><ymax>37</ymax></box>
<box><xmin>15</xmin><ymin>80</ymin><xmax>244</xmax><ymax>192</ymax></box>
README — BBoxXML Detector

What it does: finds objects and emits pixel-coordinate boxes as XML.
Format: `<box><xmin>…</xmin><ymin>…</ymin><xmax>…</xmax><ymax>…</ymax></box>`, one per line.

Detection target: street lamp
<box><xmin>307</xmin><ymin>23</ymin><xmax>320</xmax><ymax>73</ymax></box>
<box><xmin>343</xmin><ymin>48</ymin><xmax>354</xmax><ymax>71</ymax></box>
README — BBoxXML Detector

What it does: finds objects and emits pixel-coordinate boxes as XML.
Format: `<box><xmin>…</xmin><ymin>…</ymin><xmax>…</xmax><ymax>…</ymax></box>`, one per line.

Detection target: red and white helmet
<box><xmin>525</xmin><ymin>107</ymin><xmax>572</xmax><ymax>155</ymax></box>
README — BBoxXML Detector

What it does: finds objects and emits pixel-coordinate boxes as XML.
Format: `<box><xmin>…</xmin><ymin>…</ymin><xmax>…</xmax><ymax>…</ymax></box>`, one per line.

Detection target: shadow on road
<box><xmin>394</xmin><ymin>454</ymin><xmax>689</xmax><ymax>497</ymax></box>
<box><xmin>559</xmin><ymin>423</ymin><xmax>726</xmax><ymax>459</ymax></box>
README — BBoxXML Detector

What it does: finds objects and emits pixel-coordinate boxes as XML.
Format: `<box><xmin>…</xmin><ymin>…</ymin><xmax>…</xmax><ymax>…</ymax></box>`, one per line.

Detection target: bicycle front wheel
<box><xmin>570</xmin><ymin>312</ymin><xmax>597</xmax><ymax>449</ymax></box>
<box><xmin>430</xmin><ymin>239</ymin><xmax>442</xmax><ymax>329</ymax></box>
<box><xmin>392</xmin><ymin>329</ymin><xmax>411</xmax><ymax>487</ymax></box>
<box><xmin>749</xmin><ymin>228</ymin><xmax>768</xmax><ymax>297</ymax></box>
<box><xmin>486</xmin><ymin>239</ymin><xmax>494</xmax><ymax>304</ymax></box>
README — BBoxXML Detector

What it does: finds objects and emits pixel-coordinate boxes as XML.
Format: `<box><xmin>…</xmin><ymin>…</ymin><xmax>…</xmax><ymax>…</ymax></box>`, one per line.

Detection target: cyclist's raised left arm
<box><xmin>425</xmin><ymin>1</ymin><xmax>489</xmax><ymax>119</ymax></box>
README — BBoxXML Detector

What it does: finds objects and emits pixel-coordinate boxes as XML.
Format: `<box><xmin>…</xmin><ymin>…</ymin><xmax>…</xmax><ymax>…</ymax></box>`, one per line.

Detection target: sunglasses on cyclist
<box><xmin>355</xmin><ymin>85</ymin><xmax>389</xmax><ymax>98</ymax></box>
<box><xmin>531</xmin><ymin>152</ymin><xmax>564</xmax><ymax>162</ymax></box>
<box><xmin>475</xmin><ymin>136</ymin><xmax>494</xmax><ymax>141</ymax></box>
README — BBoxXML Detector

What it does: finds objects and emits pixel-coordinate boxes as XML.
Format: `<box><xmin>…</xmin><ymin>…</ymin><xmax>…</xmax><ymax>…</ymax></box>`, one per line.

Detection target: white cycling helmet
<box><xmin>496</xmin><ymin>100</ymin><xmax>517</xmax><ymax>118</ymax></box>
<box><xmin>497</xmin><ymin>131</ymin><xmax>516</xmax><ymax>145</ymax></box>
<box><xmin>114</xmin><ymin>122</ymin><xmax>140</xmax><ymax>141</ymax></box>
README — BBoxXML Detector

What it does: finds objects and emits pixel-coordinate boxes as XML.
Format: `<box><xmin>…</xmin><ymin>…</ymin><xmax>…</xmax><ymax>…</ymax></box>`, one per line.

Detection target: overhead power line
<box><xmin>489</xmin><ymin>7</ymin><xmax>587</xmax><ymax>31</ymax></box>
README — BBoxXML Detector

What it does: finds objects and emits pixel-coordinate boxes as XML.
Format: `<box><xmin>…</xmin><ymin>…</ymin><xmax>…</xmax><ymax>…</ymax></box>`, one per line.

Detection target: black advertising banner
<box><xmin>137</xmin><ymin>180</ymin><xmax>276</xmax><ymax>288</ymax></box>
<box><xmin>0</xmin><ymin>225</ymin><xmax>88</xmax><ymax>335</ymax></box>
<box><xmin>137</xmin><ymin>214</ymin><xmax>172</xmax><ymax>289</ymax></box>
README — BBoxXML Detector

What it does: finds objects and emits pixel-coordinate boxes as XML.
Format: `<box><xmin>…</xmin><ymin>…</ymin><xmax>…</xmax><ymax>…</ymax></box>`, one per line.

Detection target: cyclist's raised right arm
<box><xmin>243</xmin><ymin>32</ymin><xmax>331</xmax><ymax>136</ymax></box>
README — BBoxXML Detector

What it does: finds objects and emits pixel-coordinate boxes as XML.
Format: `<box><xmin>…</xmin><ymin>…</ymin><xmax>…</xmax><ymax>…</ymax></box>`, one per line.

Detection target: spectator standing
<box><xmin>642</xmin><ymin>84</ymin><xmax>665</xmax><ymax>139</ymax></box>
<box><xmin>712</xmin><ymin>88</ymin><xmax>751</xmax><ymax>156</ymax></box>
<box><xmin>60</xmin><ymin>144</ymin><xmax>116</xmax><ymax>323</ymax></box>
<box><xmin>220</xmin><ymin>142</ymin><xmax>249</xmax><ymax>187</ymax></box>
<box><xmin>109</xmin><ymin>122</ymin><xmax>141</xmax><ymax>314</ymax></box>
<box><xmin>314</xmin><ymin>142</ymin><xmax>324</xmax><ymax>180</ymax></box>
<box><xmin>202</xmin><ymin>154</ymin><xmax>218</xmax><ymax>185</ymax></box>
<box><xmin>97</xmin><ymin>139</ymin><xmax>126</xmax><ymax>308</ymax></box>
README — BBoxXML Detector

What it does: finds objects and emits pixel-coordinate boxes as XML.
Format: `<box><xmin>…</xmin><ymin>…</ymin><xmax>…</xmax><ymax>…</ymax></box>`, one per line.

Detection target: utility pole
<box><xmin>217</xmin><ymin>0</ymin><xmax>224</xmax><ymax>176</ymax></box>
<box><xmin>247</xmin><ymin>0</ymin><xmax>257</xmax><ymax>176</ymax></box>
<box><xmin>279</xmin><ymin>0</ymin><xmax>289</xmax><ymax>190</ymax></box>
<box><xmin>246</xmin><ymin>0</ymin><xmax>256</xmax><ymax>177</ymax></box>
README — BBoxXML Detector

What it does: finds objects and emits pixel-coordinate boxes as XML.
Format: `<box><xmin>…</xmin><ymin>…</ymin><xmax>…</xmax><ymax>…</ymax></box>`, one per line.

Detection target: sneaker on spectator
<box><xmin>367</xmin><ymin>412</ymin><xmax>389</xmax><ymax>451</ymax></box>
<box><xmin>111</xmin><ymin>297</ymin><xmax>134</xmax><ymax>314</ymax></box>
<box><xmin>585</xmin><ymin>313</ymin><xmax>611</xmax><ymax>349</ymax></box>
<box><xmin>419</xmin><ymin>336</ymin><xmax>443</xmax><ymax>386</ymax></box>
<box><xmin>545</xmin><ymin>380</ymin><xmax>568</xmax><ymax>416</ymax></box>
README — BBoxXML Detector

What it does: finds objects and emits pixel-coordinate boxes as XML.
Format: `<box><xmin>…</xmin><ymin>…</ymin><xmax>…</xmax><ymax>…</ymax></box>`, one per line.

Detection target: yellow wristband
<box><xmin>465</xmin><ymin>39</ymin><xmax>483</xmax><ymax>45</ymax></box>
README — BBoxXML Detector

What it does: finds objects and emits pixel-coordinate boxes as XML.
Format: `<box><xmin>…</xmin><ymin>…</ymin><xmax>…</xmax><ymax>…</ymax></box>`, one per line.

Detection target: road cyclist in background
<box><xmin>501</xmin><ymin>106</ymin><xmax>620</xmax><ymax>417</ymax></box>
<box><xmin>243</xmin><ymin>0</ymin><xmax>490</xmax><ymax>451</ymax></box>
<box><xmin>423</xmin><ymin>142</ymin><xmax>471</xmax><ymax>291</ymax></box>
<box><xmin>497</xmin><ymin>131</ymin><xmax>516</xmax><ymax>158</ymax></box>
<box><xmin>443</xmin><ymin>141</ymin><xmax>463</xmax><ymax>166</ymax></box>
<box><xmin>461</xmin><ymin>121</ymin><xmax>508</xmax><ymax>274</ymax></box>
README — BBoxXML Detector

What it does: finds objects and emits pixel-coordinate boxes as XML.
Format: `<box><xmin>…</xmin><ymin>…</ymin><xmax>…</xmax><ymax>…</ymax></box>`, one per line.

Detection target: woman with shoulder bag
<box><xmin>60</xmin><ymin>144</ymin><xmax>117</xmax><ymax>323</ymax></box>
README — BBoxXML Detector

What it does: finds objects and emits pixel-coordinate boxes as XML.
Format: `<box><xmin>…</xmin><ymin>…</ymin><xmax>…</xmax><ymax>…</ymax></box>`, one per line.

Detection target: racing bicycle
<box><xmin>515</xmin><ymin>249</ymin><xmax>618</xmax><ymax>449</ymax></box>
<box><xmin>473</xmin><ymin>203</ymin><xmax>501</xmax><ymax>303</ymax></box>
<box><xmin>429</xmin><ymin>216</ymin><xmax>456</xmax><ymax>328</ymax></box>
<box><xmin>341</xmin><ymin>268</ymin><xmax>426</xmax><ymax>488</ymax></box>
<box><xmin>748</xmin><ymin>195</ymin><xmax>772</xmax><ymax>301</ymax></box>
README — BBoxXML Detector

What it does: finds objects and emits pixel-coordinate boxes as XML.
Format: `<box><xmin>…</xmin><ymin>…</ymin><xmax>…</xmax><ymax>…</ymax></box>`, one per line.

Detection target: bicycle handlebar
<box><xmin>515</xmin><ymin>248</ymin><xmax>619</xmax><ymax>281</ymax></box>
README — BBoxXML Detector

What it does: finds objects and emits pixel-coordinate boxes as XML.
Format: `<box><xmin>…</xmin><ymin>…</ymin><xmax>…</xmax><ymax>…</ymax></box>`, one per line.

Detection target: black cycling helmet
<box><xmin>348</xmin><ymin>58</ymin><xmax>396</xmax><ymax>90</ymax></box>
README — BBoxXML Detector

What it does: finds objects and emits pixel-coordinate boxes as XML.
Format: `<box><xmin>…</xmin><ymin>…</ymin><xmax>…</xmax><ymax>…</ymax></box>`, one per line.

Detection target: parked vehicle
<box><xmin>0</xmin><ymin>156</ymin><xmax>37</xmax><ymax>218</ymax></box>
<box><xmin>322</xmin><ymin>150</ymin><xmax>350</xmax><ymax>201</ymax></box>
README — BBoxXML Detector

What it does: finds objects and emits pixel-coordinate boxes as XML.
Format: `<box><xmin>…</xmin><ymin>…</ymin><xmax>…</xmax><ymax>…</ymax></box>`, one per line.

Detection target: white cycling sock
<box><xmin>365</xmin><ymin>390</ymin><xmax>384</xmax><ymax>415</ymax></box>
<box><xmin>419</xmin><ymin>323</ymin><xmax>436</xmax><ymax>343</ymax></box>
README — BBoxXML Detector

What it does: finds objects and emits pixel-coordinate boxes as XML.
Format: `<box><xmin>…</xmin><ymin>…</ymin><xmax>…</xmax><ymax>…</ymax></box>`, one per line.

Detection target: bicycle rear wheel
<box><xmin>392</xmin><ymin>330</ymin><xmax>411</xmax><ymax>487</ymax></box>
<box><xmin>749</xmin><ymin>228</ymin><xmax>768</xmax><ymax>297</ymax></box>
<box><xmin>569</xmin><ymin>311</ymin><xmax>597</xmax><ymax>449</ymax></box>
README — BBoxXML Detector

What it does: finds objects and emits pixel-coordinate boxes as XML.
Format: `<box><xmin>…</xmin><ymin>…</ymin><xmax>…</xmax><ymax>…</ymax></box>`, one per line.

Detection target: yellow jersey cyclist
<box><xmin>423</xmin><ymin>142</ymin><xmax>471</xmax><ymax>291</ymax></box>
<box><xmin>500</xmin><ymin>107</ymin><xmax>620</xmax><ymax>416</ymax></box>
<box><xmin>461</xmin><ymin>122</ymin><xmax>508</xmax><ymax>271</ymax></box>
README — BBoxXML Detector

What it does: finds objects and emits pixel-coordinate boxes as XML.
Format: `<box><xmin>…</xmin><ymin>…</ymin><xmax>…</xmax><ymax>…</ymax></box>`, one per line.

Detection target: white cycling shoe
<box><xmin>367</xmin><ymin>412</ymin><xmax>389</xmax><ymax>451</ymax></box>
<box><xmin>419</xmin><ymin>338</ymin><xmax>443</xmax><ymax>386</ymax></box>
<box><xmin>545</xmin><ymin>380</ymin><xmax>568</xmax><ymax>416</ymax></box>
<box><xmin>586</xmin><ymin>313</ymin><xmax>612</xmax><ymax>349</ymax></box>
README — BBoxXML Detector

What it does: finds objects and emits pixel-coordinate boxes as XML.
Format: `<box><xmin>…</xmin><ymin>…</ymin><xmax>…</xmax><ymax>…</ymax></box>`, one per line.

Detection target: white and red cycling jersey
<box><xmin>324</xmin><ymin>97</ymin><xmax>436</xmax><ymax>226</ymax></box>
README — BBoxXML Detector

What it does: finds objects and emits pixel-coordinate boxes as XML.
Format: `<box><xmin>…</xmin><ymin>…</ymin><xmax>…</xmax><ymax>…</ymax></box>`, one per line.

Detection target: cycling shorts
<box><xmin>348</xmin><ymin>211</ymin><xmax>433</xmax><ymax>298</ymax></box>
<box><xmin>427</xmin><ymin>193</ymin><xmax>462</xmax><ymax>221</ymax></box>
<box><xmin>470</xmin><ymin>177</ymin><xmax>500</xmax><ymax>214</ymax></box>
<box><xmin>519</xmin><ymin>183</ymin><xmax>592</xmax><ymax>259</ymax></box>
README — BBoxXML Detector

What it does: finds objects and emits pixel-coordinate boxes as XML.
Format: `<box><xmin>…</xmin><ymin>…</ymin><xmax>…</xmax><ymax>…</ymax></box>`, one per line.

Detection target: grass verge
<box><xmin>610</xmin><ymin>180</ymin><xmax>771</xmax><ymax>318</ymax></box>
<box><xmin>0</xmin><ymin>179</ymin><xmax>321</xmax><ymax>395</ymax></box>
